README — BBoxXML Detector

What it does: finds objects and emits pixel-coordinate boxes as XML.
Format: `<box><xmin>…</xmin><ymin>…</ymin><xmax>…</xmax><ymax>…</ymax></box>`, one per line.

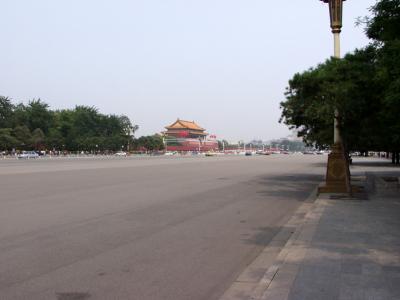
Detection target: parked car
<box><xmin>114</xmin><ymin>151</ymin><xmax>127</xmax><ymax>156</ymax></box>
<box><xmin>205</xmin><ymin>151</ymin><xmax>216</xmax><ymax>157</ymax></box>
<box><xmin>302</xmin><ymin>151</ymin><xmax>315</xmax><ymax>155</ymax></box>
<box><xmin>17</xmin><ymin>151</ymin><xmax>39</xmax><ymax>159</ymax></box>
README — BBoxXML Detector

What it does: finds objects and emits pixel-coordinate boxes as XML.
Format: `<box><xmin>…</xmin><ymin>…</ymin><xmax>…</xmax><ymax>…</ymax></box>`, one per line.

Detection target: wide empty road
<box><xmin>0</xmin><ymin>155</ymin><xmax>325</xmax><ymax>300</ymax></box>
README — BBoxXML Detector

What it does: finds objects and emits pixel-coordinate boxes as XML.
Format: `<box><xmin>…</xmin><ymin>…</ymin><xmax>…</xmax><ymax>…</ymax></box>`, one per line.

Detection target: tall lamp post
<box><xmin>318</xmin><ymin>0</ymin><xmax>352</xmax><ymax>194</ymax></box>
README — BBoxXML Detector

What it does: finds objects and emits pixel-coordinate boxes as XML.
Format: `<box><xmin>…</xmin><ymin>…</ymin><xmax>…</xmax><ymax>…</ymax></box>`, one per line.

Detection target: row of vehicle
<box><xmin>302</xmin><ymin>151</ymin><xmax>328</xmax><ymax>155</ymax></box>
<box><xmin>9</xmin><ymin>150</ymin><xmax>328</xmax><ymax>159</ymax></box>
<box><xmin>10</xmin><ymin>151</ymin><xmax>129</xmax><ymax>159</ymax></box>
<box><xmin>17</xmin><ymin>151</ymin><xmax>40</xmax><ymax>159</ymax></box>
<box><xmin>164</xmin><ymin>150</ymin><xmax>290</xmax><ymax>157</ymax></box>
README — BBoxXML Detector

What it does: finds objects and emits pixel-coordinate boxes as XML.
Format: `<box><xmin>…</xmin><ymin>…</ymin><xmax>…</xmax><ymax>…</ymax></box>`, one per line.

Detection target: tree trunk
<box><xmin>345</xmin><ymin>149</ymin><xmax>352</xmax><ymax>165</ymax></box>
<box><xmin>396</xmin><ymin>151</ymin><xmax>400</xmax><ymax>165</ymax></box>
<box><xmin>392</xmin><ymin>152</ymin><xmax>396</xmax><ymax>164</ymax></box>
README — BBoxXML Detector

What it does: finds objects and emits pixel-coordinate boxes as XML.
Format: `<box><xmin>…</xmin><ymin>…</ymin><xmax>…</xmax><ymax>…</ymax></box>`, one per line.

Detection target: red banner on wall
<box><xmin>178</xmin><ymin>131</ymin><xmax>189</xmax><ymax>137</ymax></box>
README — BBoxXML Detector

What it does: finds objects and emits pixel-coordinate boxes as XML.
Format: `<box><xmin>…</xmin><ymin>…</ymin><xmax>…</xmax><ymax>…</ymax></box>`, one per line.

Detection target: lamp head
<box><xmin>320</xmin><ymin>0</ymin><xmax>346</xmax><ymax>33</ymax></box>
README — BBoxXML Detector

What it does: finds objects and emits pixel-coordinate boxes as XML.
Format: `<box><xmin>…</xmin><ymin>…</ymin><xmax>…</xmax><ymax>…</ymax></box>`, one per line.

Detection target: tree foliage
<box><xmin>0</xmin><ymin>128</ymin><xmax>19</xmax><ymax>150</ymax></box>
<box><xmin>0</xmin><ymin>97</ymin><xmax>13</xmax><ymax>128</ymax></box>
<box><xmin>133</xmin><ymin>135</ymin><xmax>164</xmax><ymax>151</ymax></box>
<box><xmin>0</xmin><ymin>97</ymin><xmax>138</xmax><ymax>151</ymax></box>
<box><xmin>280</xmin><ymin>0</ymin><xmax>400</xmax><ymax>153</ymax></box>
<box><xmin>365</xmin><ymin>0</ymin><xmax>400</xmax><ymax>43</ymax></box>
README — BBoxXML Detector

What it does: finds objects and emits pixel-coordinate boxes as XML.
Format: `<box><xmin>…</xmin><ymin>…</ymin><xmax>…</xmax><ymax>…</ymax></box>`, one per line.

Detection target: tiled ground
<box><xmin>288</xmin><ymin>194</ymin><xmax>400</xmax><ymax>300</ymax></box>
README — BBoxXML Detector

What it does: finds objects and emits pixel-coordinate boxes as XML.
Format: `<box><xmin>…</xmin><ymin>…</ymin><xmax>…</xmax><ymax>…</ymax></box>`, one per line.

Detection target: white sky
<box><xmin>0</xmin><ymin>0</ymin><xmax>376</xmax><ymax>142</ymax></box>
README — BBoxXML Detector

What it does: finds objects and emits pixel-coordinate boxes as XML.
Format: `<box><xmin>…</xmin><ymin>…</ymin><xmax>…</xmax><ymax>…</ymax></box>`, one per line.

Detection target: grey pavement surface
<box><xmin>235</xmin><ymin>158</ymin><xmax>400</xmax><ymax>300</ymax></box>
<box><xmin>0</xmin><ymin>155</ymin><xmax>326</xmax><ymax>300</ymax></box>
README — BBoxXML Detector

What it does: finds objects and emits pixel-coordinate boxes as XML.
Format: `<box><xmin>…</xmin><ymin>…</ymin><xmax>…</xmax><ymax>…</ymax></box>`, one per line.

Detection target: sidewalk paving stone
<box><xmin>220</xmin><ymin>164</ymin><xmax>400</xmax><ymax>300</ymax></box>
<box><xmin>261</xmin><ymin>170</ymin><xmax>399</xmax><ymax>300</ymax></box>
<box><xmin>282</xmin><ymin>191</ymin><xmax>400</xmax><ymax>300</ymax></box>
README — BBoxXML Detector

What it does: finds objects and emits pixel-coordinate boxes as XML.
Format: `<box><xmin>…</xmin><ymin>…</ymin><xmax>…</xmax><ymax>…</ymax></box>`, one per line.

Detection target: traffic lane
<box><xmin>0</xmin><ymin>155</ymin><xmax>323</xmax><ymax>239</ymax></box>
<box><xmin>0</xmin><ymin>156</ymin><xmax>325</xmax><ymax>300</ymax></box>
<box><xmin>0</xmin><ymin>177</ymin><xmax>317</xmax><ymax>300</ymax></box>
<box><xmin>0</xmin><ymin>153</ymin><xmax>317</xmax><ymax>175</ymax></box>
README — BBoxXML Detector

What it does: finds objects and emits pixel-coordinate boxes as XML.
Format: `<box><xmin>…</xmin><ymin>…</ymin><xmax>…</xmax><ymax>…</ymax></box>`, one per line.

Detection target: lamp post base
<box><xmin>318</xmin><ymin>143</ymin><xmax>352</xmax><ymax>194</ymax></box>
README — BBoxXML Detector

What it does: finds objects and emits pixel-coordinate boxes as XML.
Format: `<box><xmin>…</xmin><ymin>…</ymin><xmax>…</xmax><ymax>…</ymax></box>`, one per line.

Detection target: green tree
<box><xmin>0</xmin><ymin>97</ymin><xmax>138</xmax><ymax>153</ymax></box>
<box><xmin>280</xmin><ymin>48</ymin><xmax>383</xmax><ymax>151</ymax></box>
<box><xmin>46</xmin><ymin>127</ymin><xmax>64</xmax><ymax>150</ymax></box>
<box><xmin>365</xmin><ymin>0</ymin><xmax>400</xmax><ymax>43</ymax></box>
<box><xmin>134</xmin><ymin>135</ymin><xmax>164</xmax><ymax>151</ymax></box>
<box><xmin>366</xmin><ymin>0</ymin><xmax>400</xmax><ymax>161</ymax></box>
<box><xmin>31</xmin><ymin>128</ymin><xmax>45</xmax><ymax>150</ymax></box>
<box><xmin>26</xmin><ymin>99</ymin><xmax>54</xmax><ymax>134</ymax></box>
<box><xmin>0</xmin><ymin>96</ymin><xmax>14</xmax><ymax>128</ymax></box>
<box><xmin>11</xmin><ymin>103</ymin><xmax>28</xmax><ymax>128</ymax></box>
<box><xmin>280</xmin><ymin>0</ymin><xmax>400</xmax><ymax>162</ymax></box>
<box><xmin>0</xmin><ymin>128</ymin><xmax>19</xmax><ymax>150</ymax></box>
<box><xmin>10</xmin><ymin>100</ymin><xmax>54</xmax><ymax>134</ymax></box>
<box><xmin>12</xmin><ymin>125</ymin><xmax>32</xmax><ymax>149</ymax></box>
<box><xmin>280</xmin><ymin>64</ymin><xmax>332</xmax><ymax>147</ymax></box>
<box><xmin>119</xmin><ymin>115</ymin><xmax>138</xmax><ymax>136</ymax></box>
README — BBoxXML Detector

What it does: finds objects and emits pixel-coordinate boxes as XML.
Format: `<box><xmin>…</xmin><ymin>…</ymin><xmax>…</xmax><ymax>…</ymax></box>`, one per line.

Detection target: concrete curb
<box><xmin>219</xmin><ymin>187</ymin><xmax>320</xmax><ymax>300</ymax></box>
<box><xmin>258</xmin><ymin>196</ymin><xmax>326</xmax><ymax>300</ymax></box>
<box><xmin>221</xmin><ymin>169</ymin><xmax>400</xmax><ymax>300</ymax></box>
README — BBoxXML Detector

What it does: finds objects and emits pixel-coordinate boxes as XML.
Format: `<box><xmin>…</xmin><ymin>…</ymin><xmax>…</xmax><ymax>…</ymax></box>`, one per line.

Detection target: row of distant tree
<box><xmin>268</xmin><ymin>139</ymin><xmax>306</xmax><ymax>152</ymax></box>
<box><xmin>279</xmin><ymin>0</ymin><xmax>400</xmax><ymax>163</ymax></box>
<box><xmin>0</xmin><ymin>97</ymin><xmax>164</xmax><ymax>152</ymax></box>
<box><xmin>133</xmin><ymin>135</ymin><xmax>165</xmax><ymax>152</ymax></box>
<box><xmin>217</xmin><ymin>139</ymin><xmax>306</xmax><ymax>152</ymax></box>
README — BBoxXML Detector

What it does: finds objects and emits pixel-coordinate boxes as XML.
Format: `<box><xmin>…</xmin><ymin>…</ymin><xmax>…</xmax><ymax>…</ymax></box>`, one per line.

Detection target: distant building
<box><xmin>163</xmin><ymin>119</ymin><xmax>218</xmax><ymax>152</ymax></box>
<box><xmin>164</xmin><ymin>119</ymin><xmax>207</xmax><ymax>139</ymax></box>
<box><xmin>287</xmin><ymin>130</ymin><xmax>303</xmax><ymax>142</ymax></box>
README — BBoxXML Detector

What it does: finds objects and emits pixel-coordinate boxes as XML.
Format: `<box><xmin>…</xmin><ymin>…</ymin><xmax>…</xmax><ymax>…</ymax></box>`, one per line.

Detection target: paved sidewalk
<box><xmin>263</xmin><ymin>174</ymin><xmax>400</xmax><ymax>300</ymax></box>
<box><xmin>220</xmin><ymin>165</ymin><xmax>400</xmax><ymax>300</ymax></box>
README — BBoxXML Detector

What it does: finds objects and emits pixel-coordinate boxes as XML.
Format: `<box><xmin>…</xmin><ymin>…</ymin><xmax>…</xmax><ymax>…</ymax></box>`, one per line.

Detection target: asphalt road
<box><xmin>0</xmin><ymin>155</ymin><xmax>326</xmax><ymax>300</ymax></box>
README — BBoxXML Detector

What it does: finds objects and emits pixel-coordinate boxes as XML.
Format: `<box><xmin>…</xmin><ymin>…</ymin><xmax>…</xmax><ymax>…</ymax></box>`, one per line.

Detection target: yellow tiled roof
<box><xmin>165</xmin><ymin>119</ymin><xmax>205</xmax><ymax>131</ymax></box>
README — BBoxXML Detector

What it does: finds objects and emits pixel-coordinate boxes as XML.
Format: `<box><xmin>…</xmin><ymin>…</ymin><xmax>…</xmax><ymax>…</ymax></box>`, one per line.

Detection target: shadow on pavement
<box><xmin>352</xmin><ymin>160</ymin><xmax>399</xmax><ymax>168</ymax></box>
<box><xmin>310</xmin><ymin>162</ymin><xmax>327</xmax><ymax>168</ymax></box>
<box><xmin>255</xmin><ymin>173</ymin><xmax>323</xmax><ymax>202</ymax></box>
<box><xmin>288</xmin><ymin>194</ymin><xmax>400</xmax><ymax>300</ymax></box>
<box><xmin>242</xmin><ymin>226</ymin><xmax>282</xmax><ymax>247</ymax></box>
<box><xmin>241</xmin><ymin>174</ymin><xmax>323</xmax><ymax>247</ymax></box>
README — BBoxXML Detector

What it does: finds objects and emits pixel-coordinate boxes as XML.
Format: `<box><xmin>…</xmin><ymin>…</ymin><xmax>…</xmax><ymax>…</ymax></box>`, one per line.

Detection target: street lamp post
<box><xmin>322</xmin><ymin>0</ymin><xmax>344</xmax><ymax>144</ymax></box>
<box><xmin>127</xmin><ymin>128</ymin><xmax>132</xmax><ymax>154</ymax></box>
<box><xmin>318</xmin><ymin>0</ymin><xmax>352</xmax><ymax>194</ymax></box>
<box><xmin>163</xmin><ymin>137</ymin><xmax>167</xmax><ymax>152</ymax></box>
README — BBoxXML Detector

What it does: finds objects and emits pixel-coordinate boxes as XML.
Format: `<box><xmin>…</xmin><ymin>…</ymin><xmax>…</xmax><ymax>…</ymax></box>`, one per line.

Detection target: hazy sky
<box><xmin>1</xmin><ymin>0</ymin><xmax>376</xmax><ymax>142</ymax></box>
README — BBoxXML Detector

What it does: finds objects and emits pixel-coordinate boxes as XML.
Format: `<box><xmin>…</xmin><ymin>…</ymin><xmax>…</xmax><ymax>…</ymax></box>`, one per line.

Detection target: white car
<box><xmin>114</xmin><ymin>151</ymin><xmax>127</xmax><ymax>156</ymax></box>
<box><xmin>17</xmin><ymin>151</ymin><xmax>39</xmax><ymax>159</ymax></box>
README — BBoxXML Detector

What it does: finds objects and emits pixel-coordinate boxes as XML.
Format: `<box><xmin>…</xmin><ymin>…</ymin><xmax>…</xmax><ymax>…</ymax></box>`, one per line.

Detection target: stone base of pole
<box><xmin>318</xmin><ymin>143</ymin><xmax>358</xmax><ymax>194</ymax></box>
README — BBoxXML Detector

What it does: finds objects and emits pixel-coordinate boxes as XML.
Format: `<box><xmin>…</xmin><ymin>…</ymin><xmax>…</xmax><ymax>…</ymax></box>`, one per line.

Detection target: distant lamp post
<box><xmin>163</xmin><ymin>137</ymin><xmax>167</xmax><ymax>152</ymax></box>
<box><xmin>318</xmin><ymin>0</ymin><xmax>353</xmax><ymax>194</ymax></box>
<box><xmin>126</xmin><ymin>132</ymin><xmax>131</xmax><ymax>154</ymax></box>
